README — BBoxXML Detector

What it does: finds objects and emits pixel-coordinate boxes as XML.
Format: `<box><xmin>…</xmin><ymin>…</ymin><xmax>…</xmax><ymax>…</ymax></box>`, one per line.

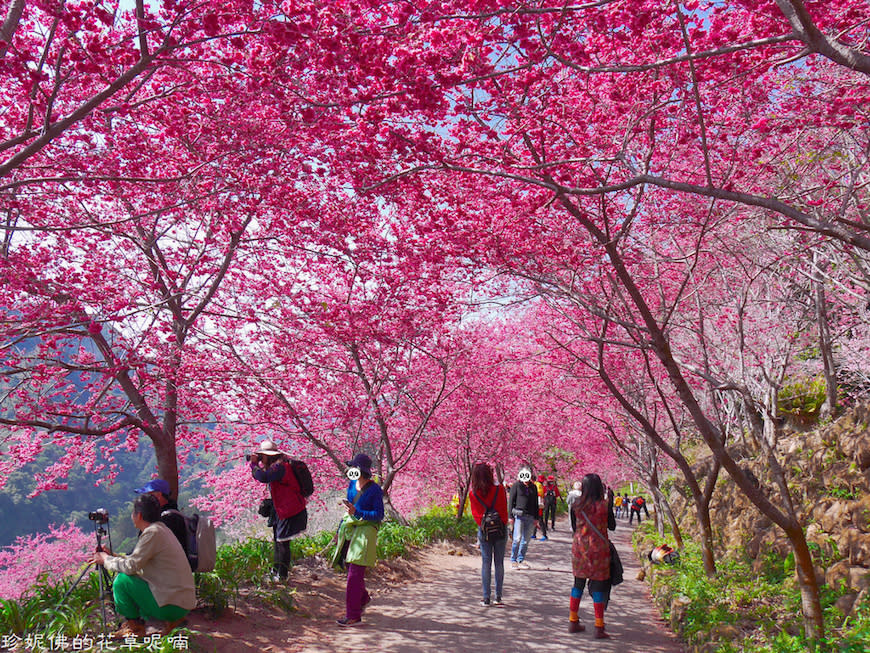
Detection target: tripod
<box><xmin>62</xmin><ymin>518</ymin><xmax>115</xmax><ymax>633</ymax></box>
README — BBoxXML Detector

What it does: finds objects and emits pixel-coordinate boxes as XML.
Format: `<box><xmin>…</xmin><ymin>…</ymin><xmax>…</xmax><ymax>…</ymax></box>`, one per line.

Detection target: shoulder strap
<box><xmin>472</xmin><ymin>490</ymin><xmax>497</xmax><ymax>512</ymax></box>
<box><xmin>471</xmin><ymin>485</ymin><xmax>498</xmax><ymax>512</ymax></box>
<box><xmin>579</xmin><ymin>509</ymin><xmax>609</xmax><ymax>545</ymax></box>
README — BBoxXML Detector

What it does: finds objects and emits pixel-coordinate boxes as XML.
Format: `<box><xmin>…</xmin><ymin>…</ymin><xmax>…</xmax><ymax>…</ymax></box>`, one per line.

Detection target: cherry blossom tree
<box><xmin>329</xmin><ymin>2</ymin><xmax>868</xmax><ymax>636</ymax></box>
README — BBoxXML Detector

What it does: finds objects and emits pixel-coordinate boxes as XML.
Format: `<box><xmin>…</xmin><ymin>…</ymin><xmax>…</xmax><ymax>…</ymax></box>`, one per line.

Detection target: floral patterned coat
<box><xmin>572</xmin><ymin>499</ymin><xmax>611</xmax><ymax>580</ymax></box>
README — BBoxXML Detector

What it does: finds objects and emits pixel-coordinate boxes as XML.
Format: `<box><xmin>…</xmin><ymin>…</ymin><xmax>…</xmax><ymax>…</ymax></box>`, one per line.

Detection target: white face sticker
<box><xmin>346</xmin><ymin>467</ymin><xmax>361</xmax><ymax>480</ymax></box>
<box><xmin>518</xmin><ymin>470</ymin><xmax>532</xmax><ymax>482</ymax></box>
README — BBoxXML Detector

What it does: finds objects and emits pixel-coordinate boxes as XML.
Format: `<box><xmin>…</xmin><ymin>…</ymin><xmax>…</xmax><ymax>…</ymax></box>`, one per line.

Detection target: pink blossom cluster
<box><xmin>0</xmin><ymin>523</ymin><xmax>92</xmax><ymax>600</ymax></box>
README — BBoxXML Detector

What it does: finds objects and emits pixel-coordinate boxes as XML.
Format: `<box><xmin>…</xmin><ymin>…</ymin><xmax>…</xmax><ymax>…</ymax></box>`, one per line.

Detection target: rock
<box><xmin>854</xmin><ymin>496</ymin><xmax>870</xmax><ymax>532</ymax></box>
<box><xmin>814</xmin><ymin>566</ymin><xmax>826</xmax><ymax>588</ymax></box>
<box><xmin>841</xmin><ymin>431</ymin><xmax>870</xmax><ymax>471</ymax></box>
<box><xmin>637</xmin><ymin>568</ymin><xmax>646</xmax><ymax>581</ymax></box>
<box><xmin>825</xmin><ymin>561</ymin><xmax>870</xmax><ymax>591</ymax></box>
<box><xmin>669</xmin><ymin>595</ymin><xmax>692</xmax><ymax>634</ymax></box>
<box><xmin>819</xmin><ymin>501</ymin><xmax>853</xmax><ymax>532</ymax></box>
<box><xmin>836</xmin><ymin>529</ymin><xmax>870</xmax><ymax>564</ymax></box>
<box><xmin>825</xmin><ymin>560</ymin><xmax>850</xmax><ymax>589</ymax></box>
<box><xmin>709</xmin><ymin>624</ymin><xmax>742</xmax><ymax>641</ymax></box>
<box><xmin>835</xmin><ymin>593</ymin><xmax>858</xmax><ymax>615</ymax></box>
<box><xmin>849</xmin><ymin>566</ymin><xmax>870</xmax><ymax>591</ymax></box>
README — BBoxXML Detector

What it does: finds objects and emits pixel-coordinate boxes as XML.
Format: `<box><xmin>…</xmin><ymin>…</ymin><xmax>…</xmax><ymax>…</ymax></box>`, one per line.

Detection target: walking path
<box><xmin>304</xmin><ymin>515</ymin><xmax>684</xmax><ymax>653</ymax></box>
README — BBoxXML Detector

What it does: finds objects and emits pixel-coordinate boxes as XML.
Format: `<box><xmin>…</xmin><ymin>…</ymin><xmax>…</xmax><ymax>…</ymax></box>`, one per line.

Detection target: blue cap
<box><xmin>135</xmin><ymin>479</ymin><xmax>171</xmax><ymax>495</ymax></box>
<box><xmin>345</xmin><ymin>453</ymin><xmax>372</xmax><ymax>474</ymax></box>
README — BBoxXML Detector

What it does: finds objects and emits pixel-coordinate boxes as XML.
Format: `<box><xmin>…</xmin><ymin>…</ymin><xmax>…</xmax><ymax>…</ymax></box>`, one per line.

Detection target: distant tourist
<box><xmin>629</xmin><ymin>495</ymin><xmax>649</xmax><ymax>525</ymax></box>
<box><xmin>566</xmin><ymin>481</ymin><xmax>582</xmax><ymax>532</ymax></box>
<box><xmin>508</xmin><ymin>467</ymin><xmax>539</xmax><ymax>569</ymax></box>
<box><xmin>569</xmin><ymin>473</ymin><xmax>617</xmax><ymax>639</ymax></box>
<box><xmin>533</xmin><ymin>474</ymin><xmax>548</xmax><ymax>540</ymax></box>
<box><xmin>469</xmin><ymin>463</ymin><xmax>508</xmax><ymax>606</ymax></box>
<box><xmin>543</xmin><ymin>476</ymin><xmax>560</xmax><ymax>531</ymax></box>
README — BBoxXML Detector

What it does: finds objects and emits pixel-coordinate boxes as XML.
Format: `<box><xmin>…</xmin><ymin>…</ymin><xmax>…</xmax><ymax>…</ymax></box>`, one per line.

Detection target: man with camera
<box><xmin>249</xmin><ymin>440</ymin><xmax>308</xmax><ymax>581</ymax></box>
<box><xmin>134</xmin><ymin>478</ymin><xmax>190</xmax><ymax>566</ymax></box>
<box><xmin>91</xmin><ymin>494</ymin><xmax>196</xmax><ymax>639</ymax></box>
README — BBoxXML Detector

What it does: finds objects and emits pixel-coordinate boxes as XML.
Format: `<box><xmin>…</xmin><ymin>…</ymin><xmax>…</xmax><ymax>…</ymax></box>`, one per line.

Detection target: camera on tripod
<box><xmin>88</xmin><ymin>508</ymin><xmax>109</xmax><ymax>524</ymax></box>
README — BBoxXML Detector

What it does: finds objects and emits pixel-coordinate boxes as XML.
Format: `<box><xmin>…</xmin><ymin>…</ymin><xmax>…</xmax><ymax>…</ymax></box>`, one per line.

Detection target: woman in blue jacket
<box><xmin>335</xmin><ymin>453</ymin><xmax>384</xmax><ymax>627</ymax></box>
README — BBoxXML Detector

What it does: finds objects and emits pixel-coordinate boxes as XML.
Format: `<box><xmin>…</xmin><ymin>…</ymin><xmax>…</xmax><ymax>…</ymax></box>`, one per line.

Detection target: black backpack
<box><xmin>289</xmin><ymin>459</ymin><xmax>314</xmax><ymax>497</ymax></box>
<box><xmin>473</xmin><ymin>490</ymin><xmax>506</xmax><ymax>542</ymax></box>
<box><xmin>161</xmin><ymin>509</ymin><xmax>216</xmax><ymax>573</ymax></box>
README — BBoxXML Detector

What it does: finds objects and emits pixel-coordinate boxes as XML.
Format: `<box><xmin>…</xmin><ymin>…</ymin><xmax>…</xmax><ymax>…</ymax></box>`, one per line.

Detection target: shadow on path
<box><xmin>307</xmin><ymin>515</ymin><xmax>684</xmax><ymax>653</ymax></box>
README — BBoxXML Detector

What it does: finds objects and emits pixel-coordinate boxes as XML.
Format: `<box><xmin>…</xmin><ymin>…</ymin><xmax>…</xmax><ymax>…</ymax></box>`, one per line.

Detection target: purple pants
<box><xmin>346</xmin><ymin>563</ymin><xmax>370</xmax><ymax>620</ymax></box>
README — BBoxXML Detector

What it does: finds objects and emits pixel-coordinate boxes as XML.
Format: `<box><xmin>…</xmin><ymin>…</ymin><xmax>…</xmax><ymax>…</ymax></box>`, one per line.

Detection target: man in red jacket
<box><xmin>250</xmin><ymin>440</ymin><xmax>308</xmax><ymax>581</ymax></box>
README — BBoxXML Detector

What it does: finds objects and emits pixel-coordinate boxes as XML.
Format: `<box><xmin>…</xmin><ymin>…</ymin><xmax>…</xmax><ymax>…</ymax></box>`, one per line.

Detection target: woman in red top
<box><xmin>469</xmin><ymin>463</ymin><xmax>509</xmax><ymax>607</ymax></box>
<box><xmin>569</xmin><ymin>473</ymin><xmax>616</xmax><ymax>639</ymax></box>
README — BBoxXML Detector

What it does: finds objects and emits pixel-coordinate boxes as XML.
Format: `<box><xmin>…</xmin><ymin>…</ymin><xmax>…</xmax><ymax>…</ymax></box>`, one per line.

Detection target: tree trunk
<box><xmin>650</xmin><ymin>482</ymin><xmax>683</xmax><ymax>548</ymax></box>
<box><xmin>152</xmin><ymin>432</ymin><xmax>180</xmax><ymax>503</ymax></box>
<box><xmin>786</xmin><ymin>522</ymin><xmax>826</xmax><ymax>639</ymax></box>
<box><xmin>813</xmin><ymin>251</ymin><xmax>838</xmax><ymax>418</ymax></box>
<box><xmin>381</xmin><ymin>491</ymin><xmax>407</xmax><ymax>525</ymax></box>
<box><xmin>456</xmin><ymin>484</ymin><xmax>469</xmax><ymax>520</ymax></box>
<box><xmin>596</xmin><ymin>231</ymin><xmax>825</xmax><ymax>637</ymax></box>
<box><xmin>559</xmin><ymin>198</ymin><xmax>823</xmax><ymax>634</ymax></box>
<box><xmin>594</xmin><ymin>360</ymin><xmax>717</xmax><ymax>575</ymax></box>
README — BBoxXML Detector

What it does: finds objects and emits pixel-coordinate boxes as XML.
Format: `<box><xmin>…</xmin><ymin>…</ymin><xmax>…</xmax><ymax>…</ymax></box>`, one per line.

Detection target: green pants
<box><xmin>112</xmin><ymin>573</ymin><xmax>189</xmax><ymax>621</ymax></box>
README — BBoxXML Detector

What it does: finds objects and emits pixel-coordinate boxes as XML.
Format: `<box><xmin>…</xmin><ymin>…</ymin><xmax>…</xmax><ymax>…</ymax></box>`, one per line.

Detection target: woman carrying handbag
<box><xmin>569</xmin><ymin>473</ymin><xmax>617</xmax><ymax>639</ymax></box>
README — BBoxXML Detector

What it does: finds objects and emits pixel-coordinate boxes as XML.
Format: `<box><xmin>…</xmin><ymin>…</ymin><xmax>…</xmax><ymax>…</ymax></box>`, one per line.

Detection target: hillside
<box><xmin>654</xmin><ymin>403</ymin><xmax>870</xmax><ymax>634</ymax></box>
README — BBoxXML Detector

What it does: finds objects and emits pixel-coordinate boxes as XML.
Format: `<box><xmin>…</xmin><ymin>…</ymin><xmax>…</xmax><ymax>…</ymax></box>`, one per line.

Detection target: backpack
<box><xmin>636</xmin><ymin>497</ymin><xmax>645</xmax><ymax>508</ymax></box>
<box><xmin>163</xmin><ymin>509</ymin><xmax>217</xmax><ymax>573</ymax></box>
<box><xmin>473</xmin><ymin>490</ymin><xmax>506</xmax><ymax>542</ymax></box>
<box><xmin>289</xmin><ymin>459</ymin><xmax>314</xmax><ymax>497</ymax></box>
<box><xmin>545</xmin><ymin>487</ymin><xmax>557</xmax><ymax>502</ymax></box>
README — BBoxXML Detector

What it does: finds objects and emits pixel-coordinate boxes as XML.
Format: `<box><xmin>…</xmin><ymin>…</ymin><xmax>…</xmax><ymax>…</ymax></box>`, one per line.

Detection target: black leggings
<box><xmin>543</xmin><ymin>502</ymin><xmax>556</xmax><ymax>528</ymax></box>
<box><xmin>273</xmin><ymin>539</ymin><xmax>291</xmax><ymax>579</ymax></box>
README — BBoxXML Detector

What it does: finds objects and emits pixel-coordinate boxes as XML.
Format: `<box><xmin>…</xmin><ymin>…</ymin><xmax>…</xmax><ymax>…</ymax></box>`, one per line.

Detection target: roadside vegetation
<box><xmin>0</xmin><ymin>506</ymin><xmax>476</xmax><ymax>651</ymax></box>
<box><xmin>635</xmin><ymin>521</ymin><xmax>870</xmax><ymax>652</ymax></box>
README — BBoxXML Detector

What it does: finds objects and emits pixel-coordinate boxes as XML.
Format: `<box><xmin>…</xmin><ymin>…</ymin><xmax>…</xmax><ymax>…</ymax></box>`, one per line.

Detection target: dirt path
<box><xmin>188</xmin><ymin>515</ymin><xmax>684</xmax><ymax>653</ymax></box>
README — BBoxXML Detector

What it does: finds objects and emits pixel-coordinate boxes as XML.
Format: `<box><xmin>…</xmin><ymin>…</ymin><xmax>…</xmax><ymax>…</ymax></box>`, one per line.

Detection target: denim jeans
<box><xmin>478</xmin><ymin>529</ymin><xmax>506</xmax><ymax>600</ymax></box>
<box><xmin>510</xmin><ymin>514</ymin><xmax>536</xmax><ymax>563</ymax></box>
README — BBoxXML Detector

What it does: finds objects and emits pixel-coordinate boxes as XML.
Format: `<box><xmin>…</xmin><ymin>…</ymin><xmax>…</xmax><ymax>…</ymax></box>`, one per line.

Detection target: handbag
<box><xmin>579</xmin><ymin>509</ymin><xmax>624</xmax><ymax>586</ymax></box>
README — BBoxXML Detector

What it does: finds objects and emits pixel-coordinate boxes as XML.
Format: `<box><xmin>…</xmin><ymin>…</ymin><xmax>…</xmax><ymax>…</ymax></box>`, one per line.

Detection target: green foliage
<box><xmin>777</xmin><ymin>376</ymin><xmax>832</xmax><ymax>422</ymax></box>
<box><xmin>827</xmin><ymin>484</ymin><xmax>858</xmax><ymax>501</ymax></box>
<box><xmin>375</xmin><ymin>507</ymin><xmax>476</xmax><ymax>558</ymax></box>
<box><xmin>639</xmin><ymin>521</ymin><xmax>870</xmax><ymax>651</ymax></box>
<box><xmin>0</xmin><ymin>568</ymin><xmax>105</xmax><ymax>641</ymax></box>
<box><xmin>195</xmin><ymin>572</ymin><xmax>230</xmax><ymax>617</ymax></box>
<box><xmin>289</xmin><ymin>530</ymin><xmax>334</xmax><ymax>560</ymax></box>
<box><xmin>214</xmin><ymin>537</ymin><xmax>272</xmax><ymax>586</ymax></box>
<box><xmin>252</xmin><ymin>585</ymin><xmax>295</xmax><ymax>612</ymax></box>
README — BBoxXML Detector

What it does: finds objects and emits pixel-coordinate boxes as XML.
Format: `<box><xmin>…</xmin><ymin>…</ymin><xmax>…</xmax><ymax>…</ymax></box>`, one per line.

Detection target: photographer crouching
<box><xmin>91</xmin><ymin>494</ymin><xmax>195</xmax><ymax>638</ymax></box>
<box><xmin>249</xmin><ymin>440</ymin><xmax>308</xmax><ymax>581</ymax></box>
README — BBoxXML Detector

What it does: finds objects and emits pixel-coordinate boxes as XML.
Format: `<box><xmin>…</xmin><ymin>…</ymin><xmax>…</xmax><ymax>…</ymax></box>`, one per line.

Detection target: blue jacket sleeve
<box><xmin>352</xmin><ymin>482</ymin><xmax>385</xmax><ymax>523</ymax></box>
